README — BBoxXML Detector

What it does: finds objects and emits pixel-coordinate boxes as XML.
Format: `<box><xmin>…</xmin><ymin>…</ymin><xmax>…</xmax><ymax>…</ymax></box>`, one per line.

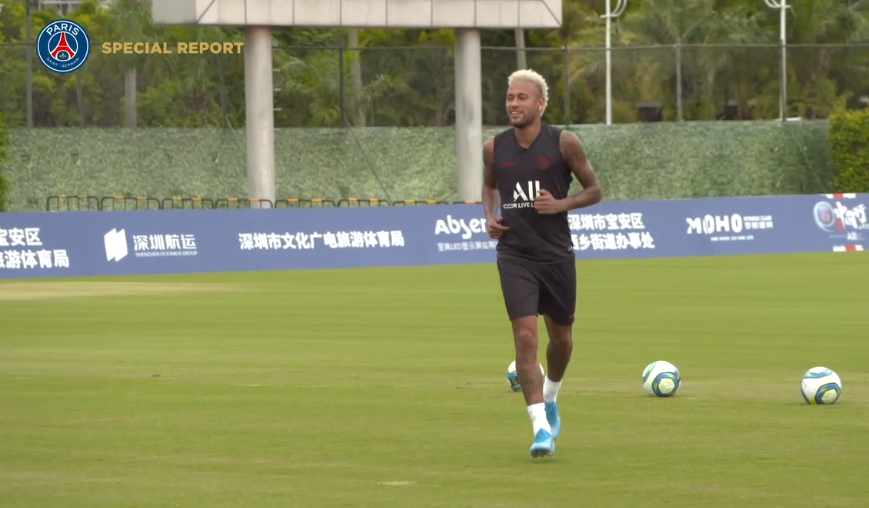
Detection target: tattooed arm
<box><xmin>556</xmin><ymin>130</ymin><xmax>602</xmax><ymax>211</ymax></box>
<box><xmin>482</xmin><ymin>138</ymin><xmax>510</xmax><ymax>238</ymax></box>
<box><xmin>481</xmin><ymin>139</ymin><xmax>499</xmax><ymax>223</ymax></box>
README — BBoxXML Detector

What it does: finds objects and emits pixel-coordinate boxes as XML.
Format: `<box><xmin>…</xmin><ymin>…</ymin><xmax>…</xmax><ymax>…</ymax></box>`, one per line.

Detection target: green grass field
<box><xmin>1</xmin><ymin>253</ymin><xmax>868</xmax><ymax>508</ymax></box>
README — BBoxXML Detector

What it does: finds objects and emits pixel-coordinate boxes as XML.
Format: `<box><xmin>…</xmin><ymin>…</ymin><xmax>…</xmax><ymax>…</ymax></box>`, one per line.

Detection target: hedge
<box><xmin>0</xmin><ymin>111</ymin><xmax>10</xmax><ymax>212</ymax></box>
<box><xmin>4</xmin><ymin>121</ymin><xmax>834</xmax><ymax>212</ymax></box>
<box><xmin>829</xmin><ymin>107</ymin><xmax>869</xmax><ymax>193</ymax></box>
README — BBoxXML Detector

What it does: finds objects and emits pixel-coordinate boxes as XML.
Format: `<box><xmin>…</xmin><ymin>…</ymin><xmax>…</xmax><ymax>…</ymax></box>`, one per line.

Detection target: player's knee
<box><xmin>513</xmin><ymin>326</ymin><xmax>537</xmax><ymax>353</ymax></box>
<box><xmin>553</xmin><ymin>332</ymin><xmax>573</xmax><ymax>351</ymax></box>
<box><xmin>549</xmin><ymin>322</ymin><xmax>573</xmax><ymax>346</ymax></box>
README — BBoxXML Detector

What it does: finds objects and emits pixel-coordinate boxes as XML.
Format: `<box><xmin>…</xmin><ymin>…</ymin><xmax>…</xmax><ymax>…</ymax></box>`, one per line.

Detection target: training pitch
<box><xmin>1</xmin><ymin>253</ymin><xmax>867</xmax><ymax>508</ymax></box>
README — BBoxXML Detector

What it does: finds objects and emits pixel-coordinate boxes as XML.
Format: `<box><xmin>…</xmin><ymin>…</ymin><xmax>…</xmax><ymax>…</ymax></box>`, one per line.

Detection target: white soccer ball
<box><xmin>800</xmin><ymin>366</ymin><xmax>842</xmax><ymax>405</ymax></box>
<box><xmin>642</xmin><ymin>360</ymin><xmax>681</xmax><ymax>397</ymax></box>
<box><xmin>507</xmin><ymin>361</ymin><xmax>545</xmax><ymax>392</ymax></box>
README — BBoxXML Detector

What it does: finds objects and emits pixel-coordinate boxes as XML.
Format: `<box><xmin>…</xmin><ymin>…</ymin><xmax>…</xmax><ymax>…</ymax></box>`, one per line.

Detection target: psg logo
<box><xmin>36</xmin><ymin>19</ymin><xmax>91</xmax><ymax>74</ymax></box>
<box><xmin>813</xmin><ymin>201</ymin><xmax>840</xmax><ymax>232</ymax></box>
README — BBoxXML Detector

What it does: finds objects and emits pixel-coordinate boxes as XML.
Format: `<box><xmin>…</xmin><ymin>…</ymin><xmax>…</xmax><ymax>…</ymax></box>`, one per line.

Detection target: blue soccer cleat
<box><xmin>529</xmin><ymin>428</ymin><xmax>555</xmax><ymax>458</ymax></box>
<box><xmin>545</xmin><ymin>401</ymin><xmax>561</xmax><ymax>440</ymax></box>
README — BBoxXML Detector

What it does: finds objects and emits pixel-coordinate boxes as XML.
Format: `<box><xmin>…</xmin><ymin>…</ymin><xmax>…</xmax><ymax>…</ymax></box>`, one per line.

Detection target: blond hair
<box><xmin>507</xmin><ymin>69</ymin><xmax>549</xmax><ymax>114</ymax></box>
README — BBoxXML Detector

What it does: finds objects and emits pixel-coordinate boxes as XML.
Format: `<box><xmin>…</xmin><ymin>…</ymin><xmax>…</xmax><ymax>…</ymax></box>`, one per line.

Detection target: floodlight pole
<box><xmin>601</xmin><ymin>0</ymin><xmax>628</xmax><ymax>126</ymax></box>
<box><xmin>764</xmin><ymin>0</ymin><xmax>789</xmax><ymax>121</ymax></box>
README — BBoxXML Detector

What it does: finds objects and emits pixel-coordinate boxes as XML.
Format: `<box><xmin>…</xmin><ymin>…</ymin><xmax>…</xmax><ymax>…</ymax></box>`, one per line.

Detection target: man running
<box><xmin>481</xmin><ymin>69</ymin><xmax>603</xmax><ymax>458</ymax></box>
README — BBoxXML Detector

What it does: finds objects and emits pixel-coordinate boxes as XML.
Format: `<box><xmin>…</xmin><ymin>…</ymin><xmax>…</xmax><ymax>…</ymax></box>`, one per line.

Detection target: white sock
<box><xmin>543</xmin><ymin>377</ymin><xmax>562</xmax><ymax>403</ymax></box>
<box><xmin>527</xmin><ymin>403</ymin><xmax>551</xmax><ymax>436</ymax></box>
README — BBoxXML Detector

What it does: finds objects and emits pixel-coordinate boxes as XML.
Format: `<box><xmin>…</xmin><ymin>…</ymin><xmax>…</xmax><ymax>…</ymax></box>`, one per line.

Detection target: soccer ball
<box><xmin>800</xmin><ymin>366</ymin><xmax>842</xmax><ymax>405</ymax></box>
<box><xmin>507</xmin><ymin>361</ymin><xmax>545</xmax><ymax>392</ymax></box>
<box><xmin>642</xmin><ymin>360</ymin><xmax>681</xmax><ymax>397</ymax></box>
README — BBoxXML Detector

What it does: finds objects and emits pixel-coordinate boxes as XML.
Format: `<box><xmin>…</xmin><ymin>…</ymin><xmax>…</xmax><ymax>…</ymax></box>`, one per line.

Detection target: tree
<box><xmin>100</xmin><ymin>0</ymin><xmax>152</xmax><ymax>128</ymax></box>
<box><xmin>569</xmin><ymin>0</ymin><xmax>768</xmax><ymax>121</ymax></box>
<box><xmin>769</xmin><ymin>0</ymin><xmax>869</xmax><ymax>119</ymax></box>
<box><xmin>829</xmin><ymin>103</ymin><xmax>869</xmax><ymax>192</ymax></box>
<box><xmin>0</xmin><ymin>0</ymin><xmax>865</xmax><ymax>127</ymax></box>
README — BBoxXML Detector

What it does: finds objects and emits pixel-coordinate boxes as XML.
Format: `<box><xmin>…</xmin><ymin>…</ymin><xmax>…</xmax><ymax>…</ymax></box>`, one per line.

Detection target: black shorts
<box><xmin>496</xmin><ymin>255</ymin><xmax>577</xmax><ymax>325</ymax></box>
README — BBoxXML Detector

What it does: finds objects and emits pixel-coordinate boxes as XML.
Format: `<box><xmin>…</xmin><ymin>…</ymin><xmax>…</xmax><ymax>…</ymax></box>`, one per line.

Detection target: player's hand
<box><xmin>534</xmin><ymin>189</ymin><xmax>564</xmax><ymax>215</ymax></box>
<box><xmin>487</xmin><ymin>217</ymin><xmax>510</xmax><ymax>239</ymax></box>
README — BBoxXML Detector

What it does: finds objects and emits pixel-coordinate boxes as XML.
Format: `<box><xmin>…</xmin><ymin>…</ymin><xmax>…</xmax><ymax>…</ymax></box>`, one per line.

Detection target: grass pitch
<box><xmin>1</xmin><ymin>253</ymin><xmax>868</xmax><ymax>508</ymax></box>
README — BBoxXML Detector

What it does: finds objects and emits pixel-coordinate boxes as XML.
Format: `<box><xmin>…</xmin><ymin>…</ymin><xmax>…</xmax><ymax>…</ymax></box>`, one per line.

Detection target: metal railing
<box><xmin>45</xmin><ymin>195</ymin><xmax>480</xmax><ymax>212</ymax></box>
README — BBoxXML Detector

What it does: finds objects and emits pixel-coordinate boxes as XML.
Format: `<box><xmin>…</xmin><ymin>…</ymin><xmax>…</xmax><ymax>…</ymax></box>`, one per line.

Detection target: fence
<box><xmin>1</xmin><ymin>35</ymin><xmax>863</xmax><ymax>213</ymax></box>
<box><xmin>1</xmin><ymin>42</ymin><xmax>868</xmax><ymax>130</ymax></box>
<box><xmin>43</xmin><ymin>195</ymin><xmax>478</xmax><ymax>211</ymax></box>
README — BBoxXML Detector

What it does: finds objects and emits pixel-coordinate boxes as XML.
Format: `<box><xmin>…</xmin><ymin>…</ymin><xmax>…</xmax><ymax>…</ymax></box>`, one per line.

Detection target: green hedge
<box><xmin>0</xmin><ymin>111</ymin><xmax>10</xmax><ymax>212</ymax></box>
<box><xmin>829</xmin><ymin>108</ymin><xmax>869</xmax><ymax>193</ymax></box>
<box><xmin>4</xmin><ymin>121</ymin><xmax>834</xmax><ymax>212</ymax></box>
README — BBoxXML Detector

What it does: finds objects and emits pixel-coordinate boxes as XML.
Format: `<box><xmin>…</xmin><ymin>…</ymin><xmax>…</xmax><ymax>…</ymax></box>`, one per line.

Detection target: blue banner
<box><xmin>1</xmin><ymin>193</ymin><xmax>866</xmax><ymax>279</ymax></box>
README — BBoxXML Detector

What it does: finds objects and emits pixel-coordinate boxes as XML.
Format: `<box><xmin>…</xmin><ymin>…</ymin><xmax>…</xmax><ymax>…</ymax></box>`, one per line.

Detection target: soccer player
<box><xmin>481</xmin><ymin>69</ymin><xmax>603</xmax><ymax>458</ymax></box>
